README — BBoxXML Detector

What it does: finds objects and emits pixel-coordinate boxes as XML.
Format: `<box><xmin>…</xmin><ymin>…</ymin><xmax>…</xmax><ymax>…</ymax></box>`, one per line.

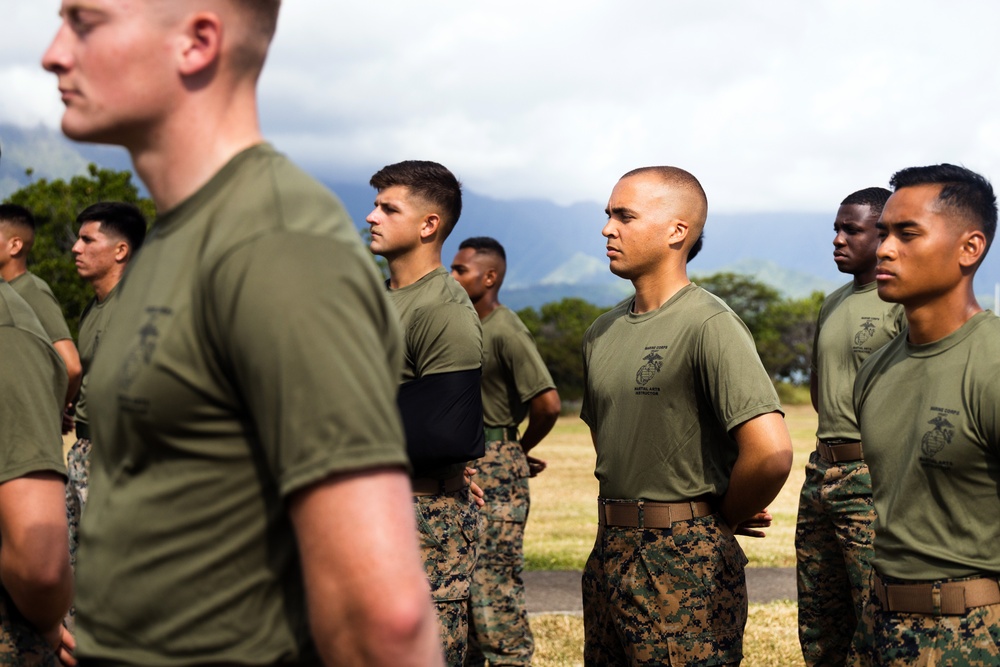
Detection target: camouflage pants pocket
<box><xmin>0</xmin><ymin>593</ymin><xmax>57</xmax><ymax>666</ymax></box>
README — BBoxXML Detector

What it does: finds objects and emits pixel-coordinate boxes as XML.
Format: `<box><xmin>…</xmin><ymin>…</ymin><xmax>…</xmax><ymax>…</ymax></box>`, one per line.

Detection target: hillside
<box><xmin>2</xmin><ymin>122</ymin><xmax>997</xmax><ymax>310</ymax></box>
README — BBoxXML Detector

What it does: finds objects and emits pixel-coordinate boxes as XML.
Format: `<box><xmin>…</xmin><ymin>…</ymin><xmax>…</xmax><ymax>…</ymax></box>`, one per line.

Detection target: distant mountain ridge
<box><xmin>2</xmin><ymin>122</ymin><xmax>996</xmax><ymax>310</ymax></box>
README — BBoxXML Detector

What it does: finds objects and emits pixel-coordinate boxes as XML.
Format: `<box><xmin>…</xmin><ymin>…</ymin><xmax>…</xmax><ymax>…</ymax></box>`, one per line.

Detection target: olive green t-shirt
<box><xmin>9</xmin><ymin>271</ymin><xmax>72</xmax><ymax>343</ymax></box>
<box><xmin>813</xmin><ymin>281</ymin><xmax>905</xmax><ymax>440</ymax></box>
<box><xmin>480</xmin><ymin>305</ymin><xmax>555</xmax><ymax>428</ymax></box>
<box><xmin>388</xmin><ymin>266</ymin><xmax>482</xmax><ymax>478</ymax></box>
<box><xmin>74</xmin><ymin>284</ymin><xmax>119</xmax><ymax>428</ymax></box>
<box><xmin>80</xmin><ymin>144</ymin><xmax>409</xmax><ymax>666</ymax></box>
<box><xmin>581</xmin><ymin>283</ymin><xmax>783</xmax><ymax>501</ymax></box>
<box><xmin>855</xmin><ymin>311</ymin><xmax>1000</xmax><ymax>580</ymax></box>
<box><xmin>0</xmin><ymin>280</ymin><xmax>67</xmax><ymax>485</ymax></box>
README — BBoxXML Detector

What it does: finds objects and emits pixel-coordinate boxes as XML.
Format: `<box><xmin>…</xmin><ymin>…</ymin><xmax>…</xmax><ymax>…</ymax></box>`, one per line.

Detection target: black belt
<box><xmin>410</xmin><ymin>474</ymin><xmax>468</xmax><ymax>496</ymax></box>
<box><xmin>484</xmin><ymin>426</ymin><xmax>518</xmax><ymax>442</ymax></box>
<box><xmin>76</xmin><ymin>422</ymin><xmax>91</xmax><ymax>441</ymax></box>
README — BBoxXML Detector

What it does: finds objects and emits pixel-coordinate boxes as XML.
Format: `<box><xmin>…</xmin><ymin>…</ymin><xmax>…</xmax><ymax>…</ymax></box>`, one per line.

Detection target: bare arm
<box><xmin>719</xmin><ymin>412</ymin><xmax>792</xmax><ymax>532</ymax></box>
<box><xmin>52</xmin><ymin>339</ymin><xmax>82</xmax><ymax>410</ymax></box>
<box><xmin>519</xmin><ymin>388</ymin><xmax>561</xmax><ymax>453</ymax></box>
<box><xmin>289</xmin><ymin>468</ymin><xmax>444</xmax><ymax>667</ymax></box>
<box><xmin>0</xmin><ymin>472</ymin><xmax>74</xmax><ymax>637</ymax></box>
<box><xmin>810</xmin><ymin>370</ymin><xmax>819</xmax><ymax>413</ymax></box>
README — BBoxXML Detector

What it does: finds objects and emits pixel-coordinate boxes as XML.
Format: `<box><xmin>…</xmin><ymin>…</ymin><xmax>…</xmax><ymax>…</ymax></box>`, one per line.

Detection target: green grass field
<box><xmin>524</xmin><ymin>405</ymin><xmax>816</xmax><ymax>666</ymax></box>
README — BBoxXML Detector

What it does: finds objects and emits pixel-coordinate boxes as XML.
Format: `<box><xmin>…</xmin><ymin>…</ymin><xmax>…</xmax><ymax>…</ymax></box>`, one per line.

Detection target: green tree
<box><xmin>3</xmin><ymin>164</ymin><xmax>154</xmax><ymax>336</ymax></box>
<box><xmin>698</xmin><ymin>272</ymin><xmax>823</xmax><ymax>384</ymax></box>
<box><xmin>518</xmin><ymin>298</ymin><xmax>608</xmax><ymax>401</ymax></box>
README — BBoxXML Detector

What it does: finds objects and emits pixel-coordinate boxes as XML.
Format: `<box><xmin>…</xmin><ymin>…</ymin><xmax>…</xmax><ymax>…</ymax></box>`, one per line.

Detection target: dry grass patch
<box><xmin>531</xmin><ymin>601</ymin><xmax>803</xmax><ymax>667</ymax></box>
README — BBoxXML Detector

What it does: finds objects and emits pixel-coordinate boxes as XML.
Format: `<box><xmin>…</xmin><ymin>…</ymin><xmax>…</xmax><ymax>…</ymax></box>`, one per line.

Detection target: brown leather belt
<box><xmin>816</xmin><ymin>439</ymin><xmax>864</xmax><ymax>463</ymax></box>
<box><xmin>598</xmin><ymin>499</ymin><xmax>714</xmax><ymax>528</ymax></box>
<box><xmin>411</xmin><ymin>474</ymin><xmax>468</xmax><ymax>496</ymax></box>
<box><xmin>873</xmin><ymin>572</ymin><xmax>1000</xmax><ymax>615</ymax></box>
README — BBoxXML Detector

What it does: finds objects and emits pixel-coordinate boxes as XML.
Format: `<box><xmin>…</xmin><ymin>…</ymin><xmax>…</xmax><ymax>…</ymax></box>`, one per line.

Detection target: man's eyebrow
<box><xmin>607</xmin><ymin>206</ymin><xmax>637</xmax><ymax>218</ymax></box>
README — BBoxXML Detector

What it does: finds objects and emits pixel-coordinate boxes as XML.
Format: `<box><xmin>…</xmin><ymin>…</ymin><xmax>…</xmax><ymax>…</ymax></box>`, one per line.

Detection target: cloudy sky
<box><xmin>5</xmin><ymin>1</ymin><xmax>1000</xmax><ymax>212</ymax></box>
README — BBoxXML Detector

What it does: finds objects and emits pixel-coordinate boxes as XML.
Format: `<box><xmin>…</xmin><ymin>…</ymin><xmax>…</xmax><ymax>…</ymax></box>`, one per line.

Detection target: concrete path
<box><xmin>525</xmin><ymin>567</ymin><xmax>796</xmax><ymax>615</ymax></box>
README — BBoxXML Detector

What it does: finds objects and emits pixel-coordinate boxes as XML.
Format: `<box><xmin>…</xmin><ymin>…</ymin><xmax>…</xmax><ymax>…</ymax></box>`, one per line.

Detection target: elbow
<box><xmin>359</xmin><ymin>588</ymin><xmax>441</xmax><ymax>665</ymax></box>
<box><xmin>764</xmin><ymin>445</ymin><xmax>794</xmax><ymax>487</ymax></box>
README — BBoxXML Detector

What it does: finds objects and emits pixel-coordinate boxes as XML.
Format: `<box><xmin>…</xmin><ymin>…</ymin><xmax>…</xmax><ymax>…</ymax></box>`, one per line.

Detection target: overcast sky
<box><xmin>5</xmin><ymin>1</ymin><xmax>1000</xmax><ymax>212</ymax></box>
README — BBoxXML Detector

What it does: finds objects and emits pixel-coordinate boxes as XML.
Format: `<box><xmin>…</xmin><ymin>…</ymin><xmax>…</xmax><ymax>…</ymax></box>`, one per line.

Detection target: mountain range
<box><xmin>2</xmin><ymin>122</ymin><xmax>997</xmax><ymax>311</ymax></box>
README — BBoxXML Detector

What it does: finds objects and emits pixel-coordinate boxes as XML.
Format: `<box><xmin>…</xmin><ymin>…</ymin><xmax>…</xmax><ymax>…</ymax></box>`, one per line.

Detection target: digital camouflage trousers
<box><xmin>795</xmin><ymin>451</ymin><xmax>875</xmax><ymax>666</ymax></box>
<box><xmin>466</xmin><ymin>437</ymin><xmax>533</xmax><ymax>666</ymax></box>
<box><xmin>416</xmin><ymin>486</ymin><xmax>481</xmax><ymax>666</ymax></box>
<box><xmin>0</xmin><ymin>593</ymin><xmax>56</xmax><ymax>666</ymax></box>
<box><xmin>848</xmin><ymin>573</ymin><xmax>1000</xmax><ymax>666</ymax></box>
<box><xmin>582</xmin><ymin>511</ymin><xmax>748</xmax><ymax>666</ymax></box>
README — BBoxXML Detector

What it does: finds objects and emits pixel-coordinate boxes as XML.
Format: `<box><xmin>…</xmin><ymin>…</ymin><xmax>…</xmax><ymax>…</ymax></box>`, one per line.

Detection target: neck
<box><xmin>473</xmin><ymin>294</ymin><xmax>500</xmax><ymax>320</ymax></box>
<box><xmin>630</xmin><ymin>262</ymin><xmax>690</xmax><ymax>314</ymax></box>
<box><xmin>91</xmin><ymin>268</ymin><xmax>124</xmax><ymax>303</ymax></box>
<box><xmin>129</xmin><ymin>86</ymin><xmax>263</xmax><ymax>212</ymax></box>
<box><xmin>903</xmin><ymin>281</ymin><xmax>982</xmax><ymax>345</ymax></box>
<box><xmin>853</xmin><ymin>267</ymin><xmax>876</xmax><ymax>287</ymax></box>
<box><xmin>386</xmin><ymin>248</ymin><xmax>443</xmax><ymax>290</ymax></box>
<box><xmin>0</xmin><ymin>262</ymin><xmax>26</xmax><ymax>283</ymax></box>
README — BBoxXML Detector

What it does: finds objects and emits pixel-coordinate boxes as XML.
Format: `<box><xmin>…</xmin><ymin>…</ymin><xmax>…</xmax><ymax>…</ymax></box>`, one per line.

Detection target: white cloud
<box><xmin>8</xmin><ymin>0</ymin><xmax>1000</xmax><ymax>211</ymax></box>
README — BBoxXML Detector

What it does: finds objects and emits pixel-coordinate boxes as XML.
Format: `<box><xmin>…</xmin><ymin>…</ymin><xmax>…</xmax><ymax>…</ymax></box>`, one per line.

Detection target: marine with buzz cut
<box><xmin>450</xmin><ymin>236</ymin><xmax>561</xmax><ymax>667</ymax></box>
<box><xmin>851</xmin><ymin>164</ymin><xmax>1000</xmax><ymax>665</ymax></box>
<box><xmin>0</xmin><ymin>203</ymin><xmax>83</xmax><ymax>423</ymax></box>
<box><xmin>64</xmin><ymin>201</ymin><xmax>147</xmax><ymax>585</ymax></box>
<box><xmin>43</xmin><ymin>0</ymin><xmax>443</xmax><ymax>664</ymax></box>
<box><xmin>795</xmin><ymin>186</ymin><xmax>906</xmax><ymax>666</ymax></box>
<box><xmin>581</xmin><ymin>166</ymin><xmax>793</xmax><ymax>665</ymax></box>
<box><xmin>367</xmin><ymin>159</ymin><xmax>485</xmax><ymax>666</ymax></box>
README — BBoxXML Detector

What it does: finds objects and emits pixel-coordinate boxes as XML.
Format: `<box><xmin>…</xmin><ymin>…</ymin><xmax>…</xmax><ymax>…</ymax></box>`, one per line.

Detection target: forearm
<box><xmin>720</xmin><ymin>412</ymin><xmax>792</xmax><ymax>529</ymax></box>
<box><xmin>0</xmin><ymin>531</ymin><xmax>73</xmax><ymax>632</ymax></box>
<box><xmin>519</xmin><ymin>389</ymin><xmax>560</xmax><ymax>453</ymax></box>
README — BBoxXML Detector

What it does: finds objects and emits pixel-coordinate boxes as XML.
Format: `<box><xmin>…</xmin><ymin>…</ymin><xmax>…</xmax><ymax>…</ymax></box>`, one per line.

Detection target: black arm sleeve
<box><xmin>397</xmin><ymin>368</ymin><xmax>485</xmax><ymax>467</ymax></box>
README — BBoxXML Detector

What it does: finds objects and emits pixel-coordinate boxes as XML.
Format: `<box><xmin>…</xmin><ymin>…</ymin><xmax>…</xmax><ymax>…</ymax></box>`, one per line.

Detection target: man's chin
<box><xmin>60</xmin><ymin>117</ymin><xmax>121</xmax><ymax>146</ymax></box>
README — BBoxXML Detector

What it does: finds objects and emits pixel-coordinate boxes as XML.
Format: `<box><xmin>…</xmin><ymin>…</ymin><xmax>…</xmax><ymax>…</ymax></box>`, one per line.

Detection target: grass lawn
<box><xmin>524</xmin><ymin>404</ymin><xmax>817</xmax><ymax>570</ymax></box>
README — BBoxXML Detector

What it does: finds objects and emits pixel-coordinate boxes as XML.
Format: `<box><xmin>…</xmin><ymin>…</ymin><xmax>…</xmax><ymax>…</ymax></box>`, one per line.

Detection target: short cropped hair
<box><xmin>890</xmin><ymin>164</ymin><xmax>997</xmax><ymax>253</ymax></box>
<box><xmin>237</xmin><ymin>0</ymin><xmax>281</xmax><ymax>40</ymax></box>
<box><xmin>841</xmin><ymin>187</ymin><xmax>892</xmax><ymax>217</ymax></box>
<box><xmin>77</xmin><ymin>202</ymin><xmax>148</xmax><ymax>254</ymax></box>
<box><xmin>458</xmin><ymin>236</ymin><xmax>506</xmax><ymax>262</ymax></box>
<box><xmin>370</xmin><ymin>161</ymin><xmax>463</xmax><ymax>239</ymax></box>
<box><xmin>620</xmin><ymin>166</ymin><xmax>708</xmax><ymax>262</ymax></box>
<box><xmin>0</xmin><ymin>204</ymin><xmax>36</xmax><ymax>231</ymax></box>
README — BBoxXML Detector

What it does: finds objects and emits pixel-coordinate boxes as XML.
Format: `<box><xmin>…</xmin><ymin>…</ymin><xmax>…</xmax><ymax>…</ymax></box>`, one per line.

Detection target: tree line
<box><xmin>5</xmin><ymin>166</ymin><xmax>823</xmax><ymax>398</ymax></box>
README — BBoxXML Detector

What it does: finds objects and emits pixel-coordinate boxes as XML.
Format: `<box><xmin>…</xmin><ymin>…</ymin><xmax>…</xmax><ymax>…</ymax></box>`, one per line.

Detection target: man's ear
<box><xmin>114</xmin><ymin>241</ymin><xmax>130</xmax><ymax>263</ymax></box>
<box><xmin>958</xmin><ymin>229</ymin><xmax>987</xmax><ymax>270</ymax></box>
<box><xmin>177</xmin><ymin>12</ymin><xmax>223</xmax><ymax>77</ymax></box>
<box><xmin>668</xmin><ymin>218</ymin><xmax>689</xmax><ymax>245</ymax></box>
<box><xmin>484</xmin><ymin>268</ymin><xmax>497</xmax><ymax>288</ymax></box>
<box><xmin>419</xmin><ymin>214</ymin><xmax>441</xmax><ymax>240</ymax></box>
<box><xmin>7</xmin><ymin>236</ymin><xmax>24</xmax><ymax>257</ymax></box>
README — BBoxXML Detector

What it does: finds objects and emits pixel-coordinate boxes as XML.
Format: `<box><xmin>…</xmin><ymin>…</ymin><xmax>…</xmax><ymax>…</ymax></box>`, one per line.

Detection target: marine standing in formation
<box><xmin>0</xmin><ymin>204</ymin><xmax>82</xmax><ymax>420</ymax></box>
<box><xmin>795</xmin><ymin>187</ymin><xmax>905</xmax><ymax>665</ymax></box>
<box><xmin>581</xmin><ymin>166</ymin><xmax>793</xmax><ymax>665</ymax></box>
<box><xmin>43</xmin><ymin>0</ymin><xmax>442</xmax><ymax>664</ymax></box>
<box><xmin>0</xmin><ymin>278</ymin><xmax>74</xmax><ymax>664</ymax></box>
<box><xmin>367</xmin><ymin>160</ymin><xmax>486</xmax><ymax>665</ymax></box>
<box><xmin>64</xmin><ymin>201</ymin><xmax>147</xmax><ymax>578</ymax></box>
<box><xmin>450</xmin><ymin>236</ymin><xmax>562</xmax><ymax>666</ymax></box>
<box><xmin>852</xmin><ymin>164</ymin><xmax>1000</xmax><ymax>665</ymax></box>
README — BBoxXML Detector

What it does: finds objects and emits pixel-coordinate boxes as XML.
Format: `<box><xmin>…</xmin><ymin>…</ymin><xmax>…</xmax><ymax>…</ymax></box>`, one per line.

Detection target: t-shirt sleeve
<box><xmin>697</xmin><ymin>311</ymin><xmax>783</xmax><ymax>431</ymax></box>
<box><xmin>25</xmin><ymin>282</ymin><xmax>72</xmax><ymax>343</ymax></box>
<box><xmin>0</xmin><ymin>329</ymin><xmax>67</xmax><ymax>484</ymax></box>
<box><xmin>408</xmin><ymin>301</ymin><xmax>482</xmax><ymax>377</ymax></box>
<box><xmin>208</xmin><ymin>232</ymin><xmax>409</xmax><ymax>498</ymax></box>
<box><xmin>501</xmin><ymin>325</ymin><xmax>555</xmax><ymax>404</ymax></box>
<box><xmin>580</xmin><ymin>328</ymin><xmax>594</xmax><ymax>428</ymax></box>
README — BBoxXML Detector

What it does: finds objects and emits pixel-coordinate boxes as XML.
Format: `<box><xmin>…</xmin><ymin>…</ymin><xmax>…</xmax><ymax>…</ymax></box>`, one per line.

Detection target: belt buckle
<box><xmin>636</xmin><ymin>500</ymin><xmax>644</xmax><ymax>528</ymax></box>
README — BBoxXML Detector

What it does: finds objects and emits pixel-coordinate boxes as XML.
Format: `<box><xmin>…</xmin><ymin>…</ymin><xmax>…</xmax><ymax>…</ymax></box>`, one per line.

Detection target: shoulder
<box><xmin>818</xmin><ymin>281</ymin><xmax>855</xmax><ymax>318</ymax></box>
<box><xmin>584</xmin><ymin>296</ymin><xmax>631</xmax><ymax>342</ymax></box>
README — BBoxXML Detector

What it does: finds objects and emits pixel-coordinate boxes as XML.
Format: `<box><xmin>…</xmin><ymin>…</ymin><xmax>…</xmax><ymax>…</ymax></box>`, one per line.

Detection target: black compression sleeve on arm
<box><xmin>397</xmin><ymin>368</ymin><xmax>485</xmax><ymax>467</ymax></box>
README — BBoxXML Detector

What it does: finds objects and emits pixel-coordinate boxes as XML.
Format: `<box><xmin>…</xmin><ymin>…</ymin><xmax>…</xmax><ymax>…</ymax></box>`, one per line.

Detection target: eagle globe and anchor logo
<box><xmin>921</xmin><ymin>414</ymin><xmax>955</xmax><ymax>458</ymax></box>
<box><xmin>636</xmin><ymin>350</ymin><xmax>664</xmax><ymax>386</ymax></box>
<box><xmin>854</xmin><ymin>319</ymin><xmax>877</xmax><ymax>346</ymax></box>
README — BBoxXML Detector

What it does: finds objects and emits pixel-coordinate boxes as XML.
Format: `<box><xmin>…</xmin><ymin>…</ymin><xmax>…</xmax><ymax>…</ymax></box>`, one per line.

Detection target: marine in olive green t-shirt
<box><xmin>0</xmin><ymin>280</ymin><xmax>68</xmax><ymax>655</ymax></box>
<box><xmin>8</xmin><ymin>271</ymin><xmax>72</xmax><ymax>344</ymax></box>
<box><xmin>81</xmin><ymin>144</ymin><xmax>409</xmax><ymax>666</ymax></box>
<box><xmin>813</xmin><ymin>281</ymin><xmax>906</xmax><ymax>440</ymax></box>
<box><xmin>74</xmin><ymin>284</ymin><xmax>120</xmax><ymax>430</ymax></box>
<box><xmin>855</xmin><ymin>311</ymin><xmax>1000</xmax><ymax>581</ymax></box>
<box><xmin>480</xmin><ymin>304</ymin><xmax>554</xmax><ymax>429</ymax></box>
<box><xmin>388</xmin><ymin>265</ymin><xmax>483</xmax><ymax>478</ymax></box>
<box><xmin>582</xmin><ymin>283</ymin><xmax>782</xmax><ymax>501</ymax></box>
